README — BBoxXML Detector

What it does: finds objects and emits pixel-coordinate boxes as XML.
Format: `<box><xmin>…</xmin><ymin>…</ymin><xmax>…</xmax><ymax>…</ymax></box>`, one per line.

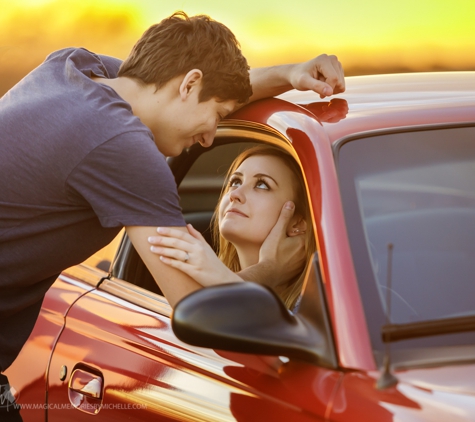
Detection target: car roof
<box><xmin>275</xmin><ymin>71</ymin><xmax>475</xmax><ymax>145</ymax></box>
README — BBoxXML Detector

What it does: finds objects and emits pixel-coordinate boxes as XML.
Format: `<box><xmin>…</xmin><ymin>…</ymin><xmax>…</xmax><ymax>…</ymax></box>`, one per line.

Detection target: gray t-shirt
<box><xmin>0</xmin><ymin>48</ymin><xmax>186</xmax><ymax>371</ymax></box>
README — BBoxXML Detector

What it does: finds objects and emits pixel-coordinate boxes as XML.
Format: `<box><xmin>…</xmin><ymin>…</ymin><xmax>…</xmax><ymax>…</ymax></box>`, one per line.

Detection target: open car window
<box><xmin>101</xmin><ymin>133</ymin><xmax>314</xmax><ymax>318</ymax></box>
<box><xmin>108</xmin><ymin>141</ymin><xmax>261</xmax><ymax>297</ymax></box>
<box><xmin>178</xmin><ymin>141</ymin><xmax>260</xmax><ymax>250</ymax></box>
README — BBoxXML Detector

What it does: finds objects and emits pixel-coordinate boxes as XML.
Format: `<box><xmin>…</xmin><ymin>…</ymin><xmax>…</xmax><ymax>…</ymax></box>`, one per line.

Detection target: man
<box><xmin>0</xmin><ymin>11</ymin><xmax>344</xmax><ymax>420</ymax></box>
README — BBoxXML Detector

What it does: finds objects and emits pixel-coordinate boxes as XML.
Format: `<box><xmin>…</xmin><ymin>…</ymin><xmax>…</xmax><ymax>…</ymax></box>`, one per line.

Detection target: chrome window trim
<box><xmin>100</xmin><ymin>277</ymin><xmax>172</xmax><ymax>317</ymax></box>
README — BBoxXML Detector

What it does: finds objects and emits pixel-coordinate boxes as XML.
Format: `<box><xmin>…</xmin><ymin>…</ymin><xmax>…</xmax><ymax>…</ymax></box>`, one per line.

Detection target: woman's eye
<box><xmin>256</xmin><ymin>180</ymin><xmax>270</xmax><ymax>190</ymax></box>
<box><xmin>229</xmin><ymin>178</ymin><xmax>241</xmax><ymax>188</ymax></box>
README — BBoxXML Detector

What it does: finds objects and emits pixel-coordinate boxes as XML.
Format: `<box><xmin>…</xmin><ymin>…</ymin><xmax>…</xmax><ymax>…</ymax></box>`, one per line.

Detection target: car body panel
<box><xmin>46</xmin><ymin>276</ymin><xmax>337</xmax><ymax>421</ymax></box>
<box><xmin>4</xmin><ymin>266</ymin><xmax>103</xmax><ymax>419</ymax></box>
<box><xmin>230</xmin><ymin>71</ymin><xmax>475</xmax><ymax>372</ymax></box>
<box><xmin>232</xmin><ymin>98</ymin><xmax>375</xmax><ymax>370</ymax></box>
<box><xmin>4</xmin><ymin>72</ymin><xmax>475</xmax><ymax>421</ymax></box>
<box><xmin>330</xmin><ymin>365</ymin><xmax>475</xmax><ymax>421</ymax></box>
<box><xmin>283</xmin><ymin>72</ymin><xmax>475</xmax><ymax>144</ymax></box>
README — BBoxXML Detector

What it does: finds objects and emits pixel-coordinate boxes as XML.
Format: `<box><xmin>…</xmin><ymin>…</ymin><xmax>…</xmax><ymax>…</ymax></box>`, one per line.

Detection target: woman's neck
<box><xmin>234</xmin><ymin>244</ymin><xmax>260</xmax><ymax>270</ymax></box>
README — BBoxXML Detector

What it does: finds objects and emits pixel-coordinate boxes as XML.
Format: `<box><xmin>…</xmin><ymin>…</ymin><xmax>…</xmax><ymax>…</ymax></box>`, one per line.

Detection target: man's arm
<box><xmin>247</xmin><ymin>54</ymin><xmax>345</xmax><ymax>105</ymax></box>
<box><xmin>126</xmin><ymin>226</ymin><xmax>205</xmax><ymax>307</ymax></box>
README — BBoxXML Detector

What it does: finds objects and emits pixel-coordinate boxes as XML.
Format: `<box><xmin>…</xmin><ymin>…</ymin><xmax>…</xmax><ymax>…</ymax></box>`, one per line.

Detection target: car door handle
<box><xmin>68</xmin><ymin>367</ymin><xmax>104</xmax><ymax>414</ymax></box>
<box><xmin>70</xmin><ymin>370</ymin><xmax>102</xmax><ymax>398</ymax></box>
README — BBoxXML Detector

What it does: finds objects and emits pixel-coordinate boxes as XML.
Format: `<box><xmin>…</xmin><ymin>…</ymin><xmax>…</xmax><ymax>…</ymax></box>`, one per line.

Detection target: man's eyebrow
<box><xmin>254</xmin><ymin>173</ymin><xmax>279</xmax><ymax>186</ymax></box>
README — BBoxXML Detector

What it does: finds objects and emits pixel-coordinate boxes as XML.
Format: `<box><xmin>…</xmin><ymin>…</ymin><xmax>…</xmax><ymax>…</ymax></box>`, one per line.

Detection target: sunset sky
<box><xmin>1</xmin><ymin>0</ymin><xmax>474</xmax><ymax>94</ymax></box>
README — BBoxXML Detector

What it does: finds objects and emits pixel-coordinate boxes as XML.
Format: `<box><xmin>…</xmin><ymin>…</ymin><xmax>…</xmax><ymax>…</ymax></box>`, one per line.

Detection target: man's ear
<box><xmin>287</xmin><ymin>215</ymin><xmax>308</xmax><ymax>237</ymax></box>
<box><xmin>179</xmin><ymin>69</ymin><xmax>203</xmax><ymax>101</ymax></box>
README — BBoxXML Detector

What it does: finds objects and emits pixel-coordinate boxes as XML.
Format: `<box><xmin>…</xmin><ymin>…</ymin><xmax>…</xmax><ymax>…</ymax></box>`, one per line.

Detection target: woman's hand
<box><xmin>259</xmin><ymin>202</ymin><xmax>306</xmax><ymax>285</ymax></box>
<box><xmin>148</xmin><ymin>224</ymin><xmax>242</xmax><ymax>287</ymax></box>
<box><xmin>237</xmin><ymin>202</ymin><xmax>306</xmax><ymax>290</ymax></box>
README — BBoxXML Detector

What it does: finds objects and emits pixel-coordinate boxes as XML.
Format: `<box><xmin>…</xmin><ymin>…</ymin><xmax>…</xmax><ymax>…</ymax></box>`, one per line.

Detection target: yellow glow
<box><xmin>1</xmin><ymin>0</ymin><xmax>474</xmax><ymax>95</ymax></box>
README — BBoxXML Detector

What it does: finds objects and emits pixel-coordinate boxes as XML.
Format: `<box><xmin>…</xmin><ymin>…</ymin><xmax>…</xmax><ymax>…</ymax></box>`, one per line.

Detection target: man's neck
<box><xmin>91</xmin><ymin>76</ymin><xmax>141</xmax><ymax>109</ymax></box>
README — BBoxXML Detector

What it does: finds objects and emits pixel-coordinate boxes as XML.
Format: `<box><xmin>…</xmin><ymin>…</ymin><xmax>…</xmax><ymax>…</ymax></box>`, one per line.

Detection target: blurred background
<box><xmin>1</xmin><ymin>0</ymin><xmax>474</xmax><ymax>97</ymax></box>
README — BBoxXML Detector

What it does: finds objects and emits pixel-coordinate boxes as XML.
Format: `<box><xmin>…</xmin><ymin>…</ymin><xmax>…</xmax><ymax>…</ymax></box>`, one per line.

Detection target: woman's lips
<box><xmin>225</xmin><ymin>208</ymin><xmax>248</xmax><ymax>217</ymax></box>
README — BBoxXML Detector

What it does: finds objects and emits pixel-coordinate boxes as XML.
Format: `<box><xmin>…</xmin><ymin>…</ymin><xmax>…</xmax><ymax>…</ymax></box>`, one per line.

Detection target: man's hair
<box><xmin>118</xmin><ymin>11</ymin><xmax>252</xmax><ymax>104</ymax></box>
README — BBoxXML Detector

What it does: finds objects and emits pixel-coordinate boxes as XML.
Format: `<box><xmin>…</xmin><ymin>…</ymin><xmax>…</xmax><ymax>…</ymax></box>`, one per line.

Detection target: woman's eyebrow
<box><xmin>254</xmin><ymin>173</ymin><xmax>279</xmax><ymax>186</ymax></box>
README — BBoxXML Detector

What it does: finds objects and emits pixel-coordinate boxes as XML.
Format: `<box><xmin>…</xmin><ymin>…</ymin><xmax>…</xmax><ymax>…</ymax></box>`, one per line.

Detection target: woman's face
<box><xmin>219</xmin><ymin>154</ymin><xmax>297</xmax><ymax>247</ymax></box>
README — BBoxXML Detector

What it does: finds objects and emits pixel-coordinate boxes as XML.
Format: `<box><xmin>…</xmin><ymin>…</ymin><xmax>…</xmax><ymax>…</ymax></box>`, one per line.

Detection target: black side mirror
<box><xmin>172</xmin><ymin>255</ymin><xmax>337</xmax><ymax>367</ymax></box>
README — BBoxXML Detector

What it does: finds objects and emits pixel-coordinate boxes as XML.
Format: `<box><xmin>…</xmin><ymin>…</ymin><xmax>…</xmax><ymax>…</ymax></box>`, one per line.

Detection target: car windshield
<box><xmin>338</xmin><ymin>126</ymin><xmax>475</xmax><ymax>365</ymax></box>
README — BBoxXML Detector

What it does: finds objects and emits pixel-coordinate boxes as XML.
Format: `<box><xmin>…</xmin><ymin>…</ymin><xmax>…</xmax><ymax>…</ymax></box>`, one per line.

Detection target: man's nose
<box><xmin>199</xmin><ymin>125</ymin><xmax>218</xmax><ymax>148</ymax></box>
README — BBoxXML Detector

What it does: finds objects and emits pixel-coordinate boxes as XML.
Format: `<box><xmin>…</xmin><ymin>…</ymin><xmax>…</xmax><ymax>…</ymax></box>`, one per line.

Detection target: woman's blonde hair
<box><xmin>212</xmin><ymin>145</ymin><xmax>316</xmax><ymax>309</ymax></box>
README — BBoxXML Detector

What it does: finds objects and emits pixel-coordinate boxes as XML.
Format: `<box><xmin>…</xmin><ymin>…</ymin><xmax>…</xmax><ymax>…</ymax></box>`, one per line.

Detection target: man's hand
<box><xmin>289</xmin><ymin>54</ymin><xmax>345</xmax><ymax>98</ymax></box>
<box><xmin>238</xmin><ymin>201</ymin><xmax>306</xmax><ymax>289</ymax></box>
<box><xmin>247</xmin><ymin>54</ymin><xmax>345</xmax><ymax>106</ymax></box>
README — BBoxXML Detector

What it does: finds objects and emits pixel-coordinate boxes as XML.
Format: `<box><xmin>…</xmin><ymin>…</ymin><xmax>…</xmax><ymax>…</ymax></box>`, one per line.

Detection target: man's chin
<box><xmin>166</xmin><ymin>145</ymin><xmax>186</xmax><ymax>157</ymax></box>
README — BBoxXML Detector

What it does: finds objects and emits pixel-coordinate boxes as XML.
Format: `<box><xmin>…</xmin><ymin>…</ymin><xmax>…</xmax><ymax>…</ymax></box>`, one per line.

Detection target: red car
<box><xmin>5</xmin><ymin>71</ymin><xmax>475</xmax><ymax>421</ymax></box>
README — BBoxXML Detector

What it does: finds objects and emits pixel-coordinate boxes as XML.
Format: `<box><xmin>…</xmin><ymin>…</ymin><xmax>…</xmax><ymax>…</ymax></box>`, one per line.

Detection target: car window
<box><xmin>179</xmin><ymin>142</ymin><xmax>258</xmax><ymax>213</ymax></box>
<box><xmin>178</xmin><ymin>142</ymin><xmax>259</xmax><ymax>250</ymax></box>
<box><xmin>109</xmin><ymin>140</ymin><xmax>266</xmax><ymax>294</ymax></box>
<box><xmin>338</xmin><ymin>126</ymin><xmax>475</xmax><ymax>364</ymax></box>
<box><xmin>108</xmin><ymin>138</ymin><xmax>315</xmax><ymax>314</ymax></box>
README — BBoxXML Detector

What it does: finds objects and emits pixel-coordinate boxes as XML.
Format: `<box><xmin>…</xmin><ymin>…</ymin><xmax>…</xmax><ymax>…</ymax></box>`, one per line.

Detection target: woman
<box><xmin>149</xmin><ymin>145</ymin><xmax>316</xmax><ymax>309</ymax></box>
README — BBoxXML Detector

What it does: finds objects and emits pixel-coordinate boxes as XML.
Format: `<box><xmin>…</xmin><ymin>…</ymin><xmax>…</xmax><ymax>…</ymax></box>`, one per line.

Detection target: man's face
<box><xmin>139</xmin><ymin>78</ymin><xmax>237</xmax><ymax>157</ymax></box>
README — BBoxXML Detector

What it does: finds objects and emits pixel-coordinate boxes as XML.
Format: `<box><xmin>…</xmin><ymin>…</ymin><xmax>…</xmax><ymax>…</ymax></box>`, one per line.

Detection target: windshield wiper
<box><xmin>382</xmin><ymin>315</ymin><xmax>475</xmax><ymax>343</ymax></box>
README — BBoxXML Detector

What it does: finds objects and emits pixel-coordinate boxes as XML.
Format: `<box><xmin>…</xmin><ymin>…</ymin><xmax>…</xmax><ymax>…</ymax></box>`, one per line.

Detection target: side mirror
<box><xmin>172</xmin><ymin>255</ymin><xmax>337</xmax><ymax>367</ymax></box>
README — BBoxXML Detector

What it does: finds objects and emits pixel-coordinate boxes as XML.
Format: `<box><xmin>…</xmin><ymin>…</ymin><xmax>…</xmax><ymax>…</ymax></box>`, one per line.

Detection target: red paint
<box><xmin>6</xmin><ymin>72</ymin><xmax>475</xmax><ymax>421</ymax></box>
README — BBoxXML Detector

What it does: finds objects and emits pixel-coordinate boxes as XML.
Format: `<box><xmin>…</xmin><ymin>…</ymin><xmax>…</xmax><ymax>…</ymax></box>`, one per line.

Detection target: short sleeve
<box><xmin>67</xmin><ymin>131</ymin><xmax>186</xmax><ymax>228</ymax></box>
<box><xmin>97</xmin><ymin>54</ymin><xmax>122</xmax><ymax>78</ymax></box>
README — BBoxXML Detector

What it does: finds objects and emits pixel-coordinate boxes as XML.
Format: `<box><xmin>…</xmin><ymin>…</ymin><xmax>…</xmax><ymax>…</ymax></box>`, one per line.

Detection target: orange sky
<box><xmin>1</xmin><ymin>0</ymin><xmax>474</xmax><ymax>95</ymax></box>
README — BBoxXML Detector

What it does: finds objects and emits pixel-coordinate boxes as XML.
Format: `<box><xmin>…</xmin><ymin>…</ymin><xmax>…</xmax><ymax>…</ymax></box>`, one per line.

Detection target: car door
<box><xmin>46</xmin><ymin>131</ymin><xmax>341</xmax><ymax>421</ymax></box>
<box><xmin>2</xmin><ymin>265</ymin><xmax>109</xmax><ymax>421</ymax></box>
<box><xmin>46</xmin><ymin>274</ymin><xmax>339</xmax><ymax>421</ymax></box>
